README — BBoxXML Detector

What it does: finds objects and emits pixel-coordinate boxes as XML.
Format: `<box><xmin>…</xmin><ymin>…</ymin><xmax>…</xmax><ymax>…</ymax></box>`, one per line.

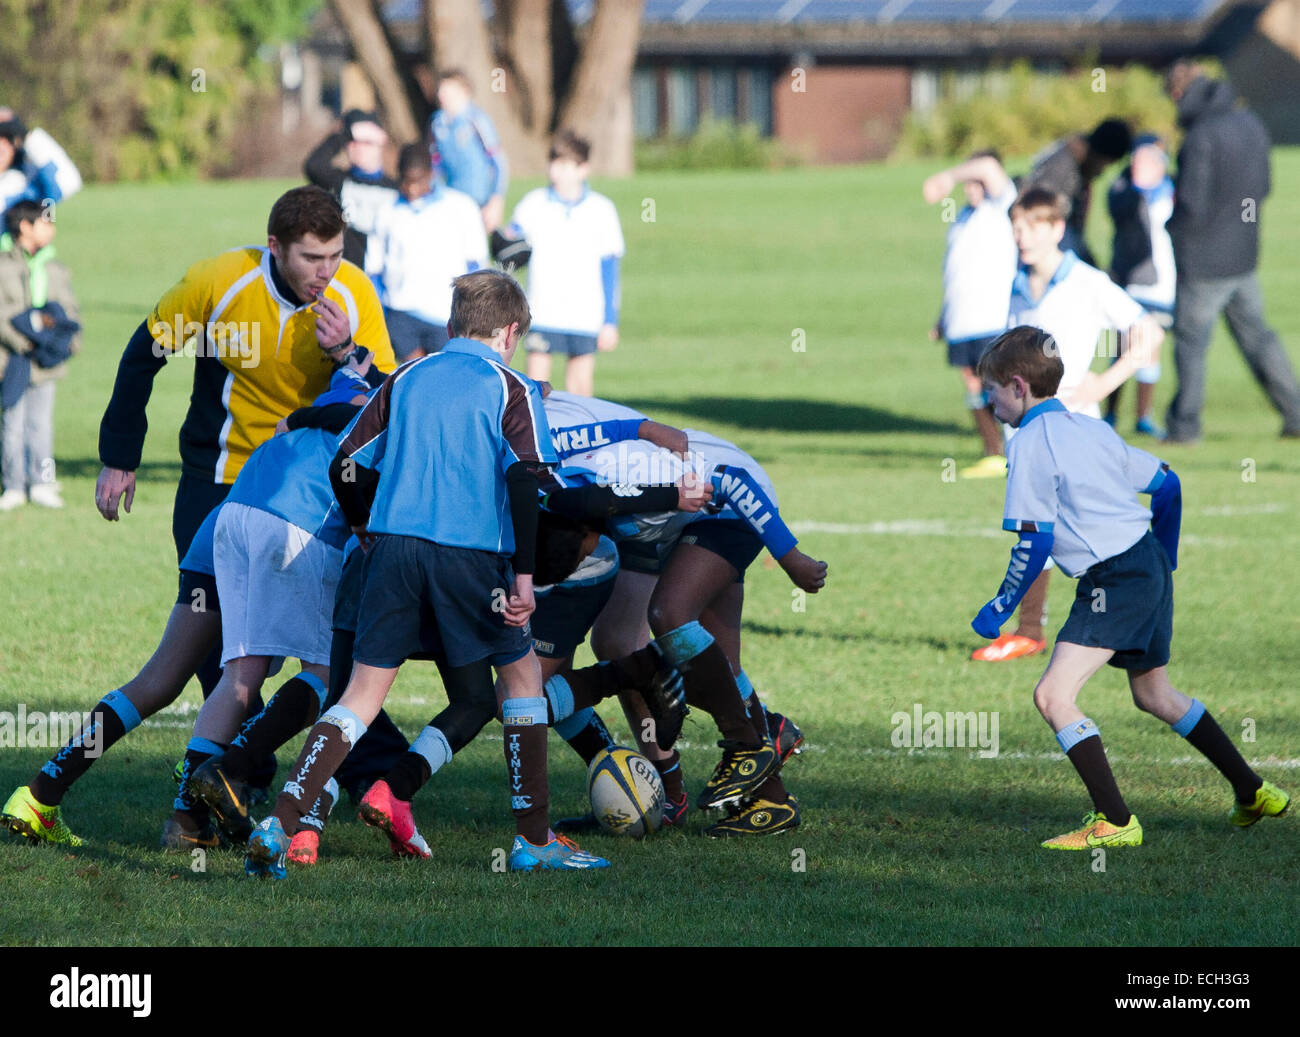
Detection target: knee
<box><xmin>647</xmin><ymin>596</ymin><xmax>690</xmax><ymax>637</ymax></box>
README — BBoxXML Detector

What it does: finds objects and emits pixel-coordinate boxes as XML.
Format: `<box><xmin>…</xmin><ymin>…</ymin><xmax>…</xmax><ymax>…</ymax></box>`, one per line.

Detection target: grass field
<box><xmin>0</xmin><ymin>155</ymin><xmax>1297</xmax><ymax>948</ymax></box>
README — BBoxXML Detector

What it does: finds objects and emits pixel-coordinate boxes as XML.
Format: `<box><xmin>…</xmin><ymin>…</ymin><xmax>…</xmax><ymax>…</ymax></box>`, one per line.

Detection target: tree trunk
<box><xmin>555</xmin><ymin>0</ymin><xmax>644</xmax><ymax>175</ymax></box>
<box><xmin>329</xmin><ymin>0</ymin><xmax>422</xmax><ymax>144</ymax></box>
<box><xmin>500</xmin><ymin>0</ymin><xmax>554</xmax><ymax>134</ymax></box>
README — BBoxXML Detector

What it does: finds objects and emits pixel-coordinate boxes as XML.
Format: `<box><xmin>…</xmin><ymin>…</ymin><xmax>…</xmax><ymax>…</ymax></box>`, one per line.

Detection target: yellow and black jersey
<box><xmin>100</xmin><ymin>246</ymin><xmax>394</xmax><ymax>484</ymax></box>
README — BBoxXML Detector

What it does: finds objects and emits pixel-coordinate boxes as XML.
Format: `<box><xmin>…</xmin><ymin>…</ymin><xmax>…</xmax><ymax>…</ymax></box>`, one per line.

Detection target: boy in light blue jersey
<box><xmin>430</xmin><ymin>70</ymin><xmax>508</xmax><ymax>233</ymax></box>
<box><xmin>246</xmin><ymin>269</ymin><xmax>610</xmax><ymax>876</ymax></box>
<box><xmin>973</xmin><ymin>327</ymin><xmax>1289</xmax><ymax>850</ymax></box>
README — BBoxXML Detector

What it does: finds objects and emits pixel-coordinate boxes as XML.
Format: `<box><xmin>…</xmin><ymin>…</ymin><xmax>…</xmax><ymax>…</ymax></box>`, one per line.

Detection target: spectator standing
<box><xmin>0</xmin><ymin>200</ymin><xmax>79</xmax><ymax>509</ymax></box>
<box><xmin>1106</xmin><ymin>134</ymin><xmax>1176</xmax><ymax>437</ymax></box>
<box><xmin>366</xmin><ymin>144</ymin><xmax>487</xmax><ymax>362</ymax></box>
<box><xmin>1022</xmin><ymin>118</ymin><xmax>1132</xmax><ymax>266</ymax></box>
<box><xmin>303</xmin><ymin>110</ymin><xmax>399</xmax><ymax>268</ymax></box>
<box><xmin>430</xmin><ymin>70</ymin><xmax>508</xmax><ymax>233</ymax></box>
<box><xmin>1162</xmin><ymin>62</ymin><xmax>1300</xmax><ymax>442</ymax></box>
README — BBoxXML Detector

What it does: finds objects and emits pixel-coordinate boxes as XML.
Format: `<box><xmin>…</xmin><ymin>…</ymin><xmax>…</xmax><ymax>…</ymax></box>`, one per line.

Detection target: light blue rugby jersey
<box><xmin>338</xmin><ymin>338</ymin><xmax>555</xmax><ymax>553</ymax></box>
<box><xmin>179</xmin><ymin>426</ymin><xmax>349</xmax><ymax>573</ymax></box>
<box><xmin>1004</xmin><ymin>399</ymin><xmax>1162</xmax><ymax>577</ymax></box>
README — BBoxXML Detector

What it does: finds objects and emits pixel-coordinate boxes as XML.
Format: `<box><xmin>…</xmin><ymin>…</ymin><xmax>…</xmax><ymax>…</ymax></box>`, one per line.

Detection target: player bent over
<box><xmin>244</xmin><ymin>270</ymin><xmax>607</xmax><ymax>877</ymax></box>
<box><xmin>971</xmin><ymin>327</ymin><xmax>1289</xmax><ymax>849</ymax></box>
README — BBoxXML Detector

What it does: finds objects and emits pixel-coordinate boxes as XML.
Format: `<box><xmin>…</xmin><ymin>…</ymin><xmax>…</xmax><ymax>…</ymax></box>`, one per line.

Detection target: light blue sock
<box><xmin>411</xmin><ymin>725</ymin><xmax>453</xmax><ymax>776</ymax></box>
<box><xmin>1055</xmin><ymin>718</ymin><xmax>1100</xmax><ymax>753</ymax></box>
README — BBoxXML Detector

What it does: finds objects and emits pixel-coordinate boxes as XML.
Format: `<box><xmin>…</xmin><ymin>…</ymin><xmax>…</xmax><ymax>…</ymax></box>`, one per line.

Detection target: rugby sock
<box><xmin>657</xmin><ymin>622</ymin><xmax>759</xmax><ymax>745</ymax></box>
<box><xmin>503</xmin><ymin>697</ymin><xmax>549</xmax><ymax>845</ymax></box>
<box><xmin>385</xmin><ymin>726</ymin><xmax>452</xmax><ymax>801</ymax></box>
<box><xmin>1173</xmin><ymin>700</ymin><xmax>1262</xmax><ymax>804</ymax></box>
<box><xmin>31</xmin><ymin>689</ymin><xmax>141</xmax><ymax>806</ymax></box>
<box><xmin>220</xmin><ymin>673</ymin><xmax>328</xmax><ymax>782</ymax></box>
<box><xmin>1056</xmin><ymin>719</ymin><xmax>1130</xmax><ymax>826</ymax></box>
<box><xmin>1014</xmin><ymin>570</ymin><xmax>1051</xmax><ymax>642</ymax></box>
<box><xmin>753</xmin><ymin>772</ymin><xmax>789</xmax><ymax>805</ymax></box>
<box><xmin>171</xmin><ymin>737</ymin><xmax>224</xmax><ymax>829</ymax></box>
<box><xmin>653</xmin><ymin>750</ymin><xmax>686</xmax><ymax>803</ymax></box>
<box><xmin>271</xmin><ymin>706</ymin><xmax>366</xmax><ymax>831</ymax></box>
<box><xmin>295</xmin><ymin>778</ymin><xmax>339</xmax><ymax>836</ymax></box>
<box><xmin>552</xmin><ymin>648</ymin><xmax>661</xmax><ymax>714</ymax></box>
<box><xmin>557</xmin><ymin>708</ymin><xmax>616</xmax><ymax>766</ymax></box>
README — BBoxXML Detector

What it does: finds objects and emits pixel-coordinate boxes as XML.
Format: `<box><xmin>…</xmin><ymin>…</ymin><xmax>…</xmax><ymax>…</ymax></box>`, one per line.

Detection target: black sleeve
<box><xmin>98</xmin><ymin>320</ymin><xmax>170</xmax><ymax>472</ymax></box>
<box><xmin>286</xmin><ymin>403</ymin><xmax>363</xmax><ymax>435</ymax></box>
<box><xmin>542</xmin><ymin>483</ymin><xmax>679</xmax><ymax>521</ymax></box>
<box><xmin>329</xmin><ymin>449</ymin><xmax>380</xmax><ymax>530</ymax></box>
<box><xmin>506</xmin><ymin>462</ymin><xmax>540</xmax><ymax>576</ymax></box>
<box><xmin>303</xmin><ymin>133</ymin><xmax>347</xmax><ymax>195</ymax></box>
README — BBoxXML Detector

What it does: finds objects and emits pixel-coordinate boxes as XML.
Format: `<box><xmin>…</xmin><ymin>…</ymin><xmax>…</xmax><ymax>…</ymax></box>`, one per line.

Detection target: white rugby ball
<box><xmin>587</xmin><ymin>747</ymin><xmax>665</xmax><ymax>837</ymax></box>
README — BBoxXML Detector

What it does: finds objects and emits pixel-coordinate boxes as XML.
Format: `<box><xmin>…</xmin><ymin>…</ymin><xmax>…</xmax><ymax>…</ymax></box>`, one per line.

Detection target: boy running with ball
<box><xmin>972</xmin><ymin>327</ymin><xmax>1289</xmax><ymax>849</ymax></box>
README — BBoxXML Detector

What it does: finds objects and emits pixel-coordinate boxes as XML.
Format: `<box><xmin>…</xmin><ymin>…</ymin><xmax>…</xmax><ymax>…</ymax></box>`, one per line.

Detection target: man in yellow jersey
<box><xmin>91</xmin><ymin>186</ymin><xmax>402</xmax><ymax>824</ymax></box>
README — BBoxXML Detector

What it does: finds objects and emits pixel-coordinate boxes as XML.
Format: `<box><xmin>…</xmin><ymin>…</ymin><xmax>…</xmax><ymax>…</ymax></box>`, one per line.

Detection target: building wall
<box><xmin>772</xmin><ymin>64</ymin><xmax>911</xmax><ymax>163</ymax></box>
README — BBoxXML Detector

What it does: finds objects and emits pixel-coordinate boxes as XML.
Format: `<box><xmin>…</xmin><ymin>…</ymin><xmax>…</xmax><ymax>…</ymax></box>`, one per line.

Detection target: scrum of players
<box><xmin>1</xmin><ymin>239</ymin><xmax>828</xmax><ymax>873</ymax></box>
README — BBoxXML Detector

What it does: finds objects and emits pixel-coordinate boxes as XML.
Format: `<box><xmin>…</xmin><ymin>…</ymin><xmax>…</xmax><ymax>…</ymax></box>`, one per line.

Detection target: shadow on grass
<box><xmin>618</xmin><ymin>396</ymin><xmax>967</xmax><ymax>437</ymax></box>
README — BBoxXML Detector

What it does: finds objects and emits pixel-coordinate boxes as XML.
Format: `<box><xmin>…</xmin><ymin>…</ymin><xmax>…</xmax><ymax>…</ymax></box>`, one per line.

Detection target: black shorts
<box><xmin>352</xmin><ymin>534</ymin><xmax>533</xmax><ymax>669</ymax></box>
<box><xmin>616</xmin><ymin>536</ymin><xmax>675</xmax><ymax>576</ymax></box>
<box><xmin>947</xmin><ymin>335</ymin><xmax>998</xmax><ymax>370</ymax></box>
<box><xmin>1057</xmin><ymin>530</ymin><xmax>1173</xmax><ymax>671</ymax></box>
<box><xmin>384</xmin><ymin>308</ymin><xmax>449</xmax><ymax>363</ymax></box>
<box><xmin>333</xmin><ymin>547</ymin><xmax>365</xmax><ymax>633</ymax></box>
<box><xmin>525</xmin><ymin>330</ymin><xmax>598</xmax><ymax>357</ymax></box>
<box><xmin>172</xmin><ymin>474</ymin><xmax>231</xmax><ymax>566</ymax></box>
<box><xmin>531</xmin><ymin>570</ymin><xmax>618</xmax><ymax>659</ymax></box>
<box><xmin>176</xmin><ymin>568</ymin><xmax>219</xmax><ymax>613</ymax></box>
<box><xmin>677</xmin><ymin>518</ymin><xmax>763</xmax><ymax>582</ymax></box>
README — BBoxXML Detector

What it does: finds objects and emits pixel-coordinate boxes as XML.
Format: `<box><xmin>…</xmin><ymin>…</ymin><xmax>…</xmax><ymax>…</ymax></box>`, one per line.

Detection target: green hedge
<box><xmin>635</xmin><ymin>120</ymin><xmax>799</xmax><ymax>171</ymax></box>
<box><xmin>891</xmin><ymin>59</ymin><xmax>1217</xmax><ymax>161</ymax></box>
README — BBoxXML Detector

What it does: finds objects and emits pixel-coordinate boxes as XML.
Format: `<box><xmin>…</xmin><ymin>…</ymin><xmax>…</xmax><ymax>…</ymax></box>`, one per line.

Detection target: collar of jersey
<box><xmin>1021</xmin><ymin>398</ymin><xmax>1067</xmax><ymax>427</ymax></box>
<box><xmin>1012</xmin><ymin>249</ymin><xmax>1077</xmax><ymax>304</ymax></box>
<box><xmin>443</xmin><ymin>336</ymin><xmax>504</xmax><ymax>364</ymax></box>
<box><xmin>547</xmin><ymin>185</ymin><xmax>590</xmax><ymax>210</ymax></box>
<box><xmin>261</xmin><ymin>248</ymin><xmax>312</xmax><ymax>311</ymax></box>
<box><xmin>399</xmin><ymin>184</ymin><xmax>446</xmax><ymax>210</ymax></box>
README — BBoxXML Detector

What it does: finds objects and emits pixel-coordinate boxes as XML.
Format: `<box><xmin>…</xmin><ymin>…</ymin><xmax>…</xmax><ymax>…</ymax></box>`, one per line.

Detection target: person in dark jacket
<box><xmin>1163</xmin><ymin>62</ymin><xmax>1300</xmax><ymax>442</ymax></box>
<box><xmin>303</xmin><ymin>110</ymin><xmax>399</xmax><ymax>267</ymax></box>
<box><xmin>1022</xmin><ymin>118</ymin><xmax>1133</xmax><ymax>267</ymax></box>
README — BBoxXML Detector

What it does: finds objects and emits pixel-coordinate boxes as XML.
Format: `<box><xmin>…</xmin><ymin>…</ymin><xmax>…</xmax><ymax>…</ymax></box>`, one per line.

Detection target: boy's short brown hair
<box><xmin>1010</xmin><ymin>187</ymin><xmax>1069</xmax><ymax>225</ymax></box>
<box><xmin>437</xmin><ymin>68</ymin><xmax>472</xmax><ymax>90</ymax></box>
<box><xmin>267</xmin><ymin>185</ymin><xmax>347</xmax><ymax>246</ymax></box>
<box><xmin>449</xmin><ymin>270</ymin><xmax>531</xmax><ymax>340</ymax></box>
<box><xmin>549</xmin><ymin>129</ymin><xmax>591</xmax><ymax>164</ymax></box>
<box><xmin>977</xmin><ymin>326</ymin><xmax>1065</xmax><ymax>398</ymax></box>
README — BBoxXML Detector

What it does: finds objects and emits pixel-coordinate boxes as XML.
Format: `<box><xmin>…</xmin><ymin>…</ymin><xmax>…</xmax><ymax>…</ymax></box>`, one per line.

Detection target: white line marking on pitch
<box><xmin>789</xmin><ymin>519</ymin><xmax>1235</xmax><ymax>546</ymax></box>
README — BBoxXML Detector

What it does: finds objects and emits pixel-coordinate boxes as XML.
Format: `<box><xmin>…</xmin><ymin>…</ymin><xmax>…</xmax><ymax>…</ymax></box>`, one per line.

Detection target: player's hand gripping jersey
<box><xmin>542</xmin><ymin>392</ymin><xmax>797</xmax><ymax>560</ymax></box>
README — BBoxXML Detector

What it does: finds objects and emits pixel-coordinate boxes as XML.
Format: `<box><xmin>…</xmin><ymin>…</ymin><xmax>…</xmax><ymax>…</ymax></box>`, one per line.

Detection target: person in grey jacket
<box><xmin>1163</xmin><ymin>61</ymin><xmax>1300</xmax><ymax>442</ymax></box>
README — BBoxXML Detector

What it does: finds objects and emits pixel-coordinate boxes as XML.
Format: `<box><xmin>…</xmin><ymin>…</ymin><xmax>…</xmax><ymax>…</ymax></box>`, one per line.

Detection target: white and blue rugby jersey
<box><xmin>1004</xmin><ymin>399</ymin><xmax>1163</xmax><ymax>577</ymax></box>
<box><xmin>365</xmin><ymin>185</ymin><xmax>487</xmax><ymax>324</ymax></box>
<box><xmin>338</xmin><ymin>337</ymin><xmax>554</xmax><ymax>553</ymax></box>
<box><xmin>543</xmin><ymin>391</ymin><xmax>648</xmax><ymax>460</ymax></box>
<box><xmin>1008</xmin><ymin>250</ymin><xmax>1146</xmax><ymax>417</ymax></box>
<box><xmin>942</xmin><ymin>181</ymin><xmax>1017</xmax><ymax>343</ymax></box>
<box><xmin>510</xmin><ymin>186</ymin><xmax>624</xmax><ymax>336</ymax></box>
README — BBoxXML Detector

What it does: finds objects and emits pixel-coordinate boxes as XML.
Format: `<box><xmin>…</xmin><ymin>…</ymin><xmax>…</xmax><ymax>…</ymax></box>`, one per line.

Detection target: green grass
<box><xmin>1</xmin><ymin>157</ymin><xmax>1298</xmax><ymax>946</ymax></box>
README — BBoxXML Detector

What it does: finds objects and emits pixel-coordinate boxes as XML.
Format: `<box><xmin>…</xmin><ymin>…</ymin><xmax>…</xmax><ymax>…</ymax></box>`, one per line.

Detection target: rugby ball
<box><xmin>587</xmin><ymin>747</ymin><xmax>665</xmax><ymax>837</ymax></box>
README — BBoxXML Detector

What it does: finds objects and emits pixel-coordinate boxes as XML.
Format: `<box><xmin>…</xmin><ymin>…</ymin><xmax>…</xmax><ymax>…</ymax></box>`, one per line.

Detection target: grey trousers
<box><xmin>1165</xmin><ymin>272</ymin><xmax>1300</xmax><ymax>440</ymax></box>
<box><xmin>2</xmin><ymin>379</ymin><xmax>56</xmax><ymax>492</ymax></box>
